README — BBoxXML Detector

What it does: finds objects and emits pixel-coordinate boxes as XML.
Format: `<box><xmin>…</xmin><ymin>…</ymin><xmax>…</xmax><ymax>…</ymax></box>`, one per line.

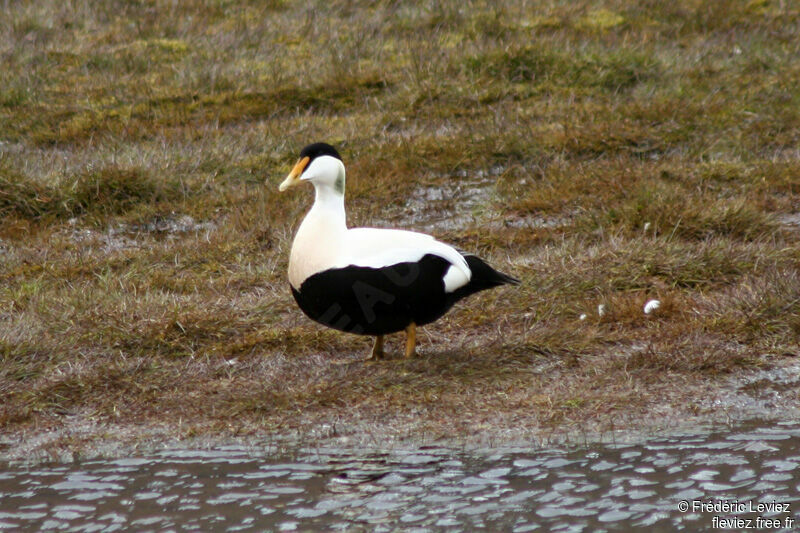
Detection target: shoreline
<box><xmin>4</xmin><ymin>357</ymin><xmax>798</xmax><ymax>465</ymax></box>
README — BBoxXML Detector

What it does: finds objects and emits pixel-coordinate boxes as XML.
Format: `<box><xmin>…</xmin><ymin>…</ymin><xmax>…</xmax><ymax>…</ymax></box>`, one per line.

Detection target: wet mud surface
<box><xmin>1</xmin><ymin>420</ymin><xmax>799</xmax><ymax>532</ymax></box>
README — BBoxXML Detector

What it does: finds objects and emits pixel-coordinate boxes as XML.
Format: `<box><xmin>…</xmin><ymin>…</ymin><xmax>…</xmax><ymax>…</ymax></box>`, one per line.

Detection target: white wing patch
<box><xmin>338</xmin><ymin>228</ymin><xmax>471</xmax><ymax>292</ymax></box>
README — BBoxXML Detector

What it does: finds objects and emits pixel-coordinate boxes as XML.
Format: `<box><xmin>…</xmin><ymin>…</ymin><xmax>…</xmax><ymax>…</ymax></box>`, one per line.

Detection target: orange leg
<box><xmin>404</xmin><ymin>322</ymin><xmax>416</xmax><ymax>358</ymax></box>
<box><xmin>368</xmin><ymin>335</ymin><xmax>384</xmax><ymax>360</ymax></box>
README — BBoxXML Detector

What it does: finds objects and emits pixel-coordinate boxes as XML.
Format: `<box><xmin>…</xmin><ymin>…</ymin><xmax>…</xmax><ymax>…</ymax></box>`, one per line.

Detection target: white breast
<box><xmin>287</xmin><ymin>205</ymin><xmax>344</xmax><ymax>289</ymax></box>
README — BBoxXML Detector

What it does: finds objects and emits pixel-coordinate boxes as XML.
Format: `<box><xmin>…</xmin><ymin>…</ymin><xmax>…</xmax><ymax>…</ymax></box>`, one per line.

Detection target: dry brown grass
<box><xmin>1</xmin><ymin>0</ymin><xmax>799</xmax><ymax>456</ymax></box>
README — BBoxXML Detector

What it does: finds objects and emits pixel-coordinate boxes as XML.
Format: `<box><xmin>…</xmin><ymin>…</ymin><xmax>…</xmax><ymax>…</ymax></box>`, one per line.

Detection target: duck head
<box><xmin>278</xmin><ymin>142</ymin><xmax>345</xmax><ymax>195</ymax></box>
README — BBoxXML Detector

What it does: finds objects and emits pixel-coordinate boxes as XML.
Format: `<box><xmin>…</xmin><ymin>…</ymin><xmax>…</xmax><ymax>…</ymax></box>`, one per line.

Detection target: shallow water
<box><xmin>1</xmin><ymin>421</ymin><xmax>799</xmax><ymax>532</ymax></box>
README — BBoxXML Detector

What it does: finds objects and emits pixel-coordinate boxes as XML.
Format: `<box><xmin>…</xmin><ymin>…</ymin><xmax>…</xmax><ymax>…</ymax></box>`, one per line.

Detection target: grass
<box><xmin>0</xmin><ymin>161</ymin><xmax>181</xmax><ymax>222</ymax></box>
<box><xmin>1</xmin><ymin>0</ymin><xmax>799</xmax><ymax>457</ymax></box>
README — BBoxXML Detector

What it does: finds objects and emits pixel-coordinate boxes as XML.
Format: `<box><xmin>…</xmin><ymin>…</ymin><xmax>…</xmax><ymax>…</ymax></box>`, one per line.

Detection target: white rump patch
<box><xmin>443</xmin><ymin>264</ymin><xmax>470</xmax><ymax>293</ymax></box>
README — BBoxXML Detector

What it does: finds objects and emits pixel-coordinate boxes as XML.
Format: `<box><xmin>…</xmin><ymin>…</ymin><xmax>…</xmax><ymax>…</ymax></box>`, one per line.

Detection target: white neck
<box><xmin>309</xmin><ymin>182</ymin><xmax>347</xmax><ymax>230</ymax></box>
<box><xmin>287</xmin><ymin>179</ymin><xmax>348</xmax><ymax>288</ymax></box>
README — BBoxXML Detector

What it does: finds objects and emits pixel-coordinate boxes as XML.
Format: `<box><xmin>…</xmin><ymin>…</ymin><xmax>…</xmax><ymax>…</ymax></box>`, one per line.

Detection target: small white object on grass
<box><xmin>579</xmin><ymin>313</ymin><xmax>588</xmax><ymax>321</ymax></box>
<box><xmin>597</xmin><ymin>304</ymin><xmax>607</xmax><ymax>316</ymax></box>
<box><xmin>643</xmin><ymin>299</ymin><xmax>661</xmax><ymax>314</ymax></box>
<box><xmin>643</xmin><ymin>222</ymin><xmax>651</xmax><ymax>232</ymax></box>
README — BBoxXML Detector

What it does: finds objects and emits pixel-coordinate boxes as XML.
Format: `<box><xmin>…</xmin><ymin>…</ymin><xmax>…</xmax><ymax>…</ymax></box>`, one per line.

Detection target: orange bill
<box><xmin>278</xmin><ymin>156</ymin><xmax>310</xmax><ymax>191</ymax></box>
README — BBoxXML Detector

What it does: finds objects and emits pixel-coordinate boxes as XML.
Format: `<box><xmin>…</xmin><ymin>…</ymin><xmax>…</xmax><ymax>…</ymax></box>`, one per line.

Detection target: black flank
<box><xmin>291</xmin><ymin>253</ymin><xmax>518</xmax><ymax>336</ymax></box>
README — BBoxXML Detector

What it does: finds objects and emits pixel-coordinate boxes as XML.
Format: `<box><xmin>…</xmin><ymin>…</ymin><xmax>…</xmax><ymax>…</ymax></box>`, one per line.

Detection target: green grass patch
<box><xmin>0</xmin><ymin>161</ymin><xmax>181</xmax><ymax>221</ymax></box>
<box><xmin>16</xmin><ymin>75</ymin><xmax>391</xmax><ymax>145</ymax></box>
<box><xmin>465</xmin><ymin>45</ymin><xmax>661</xmax><ymax>91</ymax></box>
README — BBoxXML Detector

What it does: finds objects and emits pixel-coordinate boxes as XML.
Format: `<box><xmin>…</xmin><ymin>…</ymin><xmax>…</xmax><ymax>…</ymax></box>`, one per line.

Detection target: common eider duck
<box><xmin>278</xmin><ymin>142</ymin><xmax>519</xmax><ymax>360</ymax></box>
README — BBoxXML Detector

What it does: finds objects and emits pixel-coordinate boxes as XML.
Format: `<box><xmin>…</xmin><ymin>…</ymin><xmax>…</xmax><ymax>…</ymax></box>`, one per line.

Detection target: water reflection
<box><xmin>1</xmin><ymin>421</ymin><xmax>799</xmax><ymax>531</ymax></box>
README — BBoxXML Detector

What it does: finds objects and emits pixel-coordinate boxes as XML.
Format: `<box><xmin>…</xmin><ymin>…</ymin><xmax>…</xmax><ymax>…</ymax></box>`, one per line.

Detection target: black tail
<box><xmin>449</xmin><ymin>254</ymin><xmax>519</xmax><ymax>303</ymax></box>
